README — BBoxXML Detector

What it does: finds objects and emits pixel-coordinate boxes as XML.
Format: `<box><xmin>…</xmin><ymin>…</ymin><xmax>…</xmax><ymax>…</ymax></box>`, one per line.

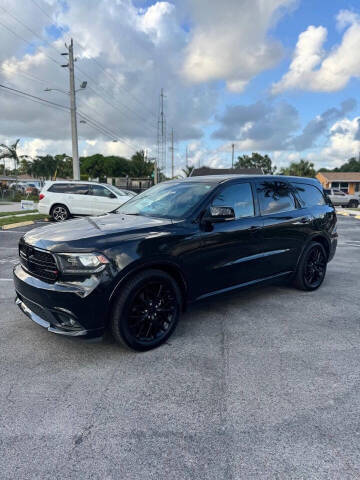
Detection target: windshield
<box><xmin>116</xmin><ymin>181</ymin><xmax>215</xmax><ymax>219</ymax></box>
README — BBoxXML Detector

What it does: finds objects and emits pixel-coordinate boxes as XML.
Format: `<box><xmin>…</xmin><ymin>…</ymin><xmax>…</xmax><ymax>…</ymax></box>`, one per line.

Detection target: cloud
<box><xmin>182</xmin><ymin>0</ymin><xmax>296</xmax><ymax>92</ymax></box>
<box><xmin>212</xmin><ymin>100</ymin><xmax>299</xmax><ymax>150</ymax></box>
<box><xmin>291</xmin><ymin>98</ymin><xmax>356</xmax><ymax>149</ymax></box>
<box><xmin>0</xmin><ymin>0</ymin><xmax>218</xmax><ymax>167</ymax></box>
<box><xmin>212</xmin><ymin>98</ymin><xmax>357</xmax><ymax>154</ymax></box>
<box><xmin>305</xmin><ymin>116</ymin><xmax>360</xmax><ymax>168</ymax></box>
<box><xmin>272</xmin><ymin>10</ymin><xmax>360</xmax><ymax>93</ymax></box>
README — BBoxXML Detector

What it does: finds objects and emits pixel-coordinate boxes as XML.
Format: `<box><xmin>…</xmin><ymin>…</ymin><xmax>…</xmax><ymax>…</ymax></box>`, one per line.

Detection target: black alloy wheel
<box><xmin>294</xmin><ymin>241</ymin><xmax>327</xmax><ymax>291</ymax></box>
<box><xmin>111</xmin><ymin>269</ymin><xmax>181</xmax><ymax>351</ymax></box>
<box><xmin>51</xmin><ymin>204</ymin><xmax>70</xmax><ymax>222</ymax></box>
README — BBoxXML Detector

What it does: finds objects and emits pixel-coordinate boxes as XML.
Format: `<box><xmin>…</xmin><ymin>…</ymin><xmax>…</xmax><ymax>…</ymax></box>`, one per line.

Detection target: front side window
<box><xmin>257</xmin><ymin>181</ymin><xmax>295</xmax><ymax>215</ymax></box>
<box><xmin>211</xmin><ymin>183</ymin><xmax>254</xmax><ymax>219</ymax></box>
<box><xmin>91</xmin><ymin>185</ymin><xmax>114</xmax><ymax>198</ymax></box>
<box><xmin>292</xmin><ymin>183</ymin><xmax>325</xmax><ymax>207</ymax></box>
<box><xmin>117</xmin><ymin>181</ymin><xmax>215</xmax><ymax>219</ymax></box>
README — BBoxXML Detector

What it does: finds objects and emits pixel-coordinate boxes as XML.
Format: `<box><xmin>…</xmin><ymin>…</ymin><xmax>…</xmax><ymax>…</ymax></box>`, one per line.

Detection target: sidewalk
<box><xmin>0</xmin><ymin>202</ymin><xmax>22</xmax><ymax>213</ymax></box>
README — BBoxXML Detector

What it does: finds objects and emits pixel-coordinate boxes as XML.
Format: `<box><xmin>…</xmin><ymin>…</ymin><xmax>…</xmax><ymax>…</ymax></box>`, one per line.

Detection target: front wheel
<box><xmin>110</xmin><ymin>269</ymin><xmax>181</xmax><ymax>351</ymax></box>
<box><xmin>293</xmin><ymin>242</ymin><xmax>327</xmax><ymax>291</ymax></box>
<box><xmin>349</xmin><ymin>200</ymin><xmax>359</xmax><ymax>208</ymax></box>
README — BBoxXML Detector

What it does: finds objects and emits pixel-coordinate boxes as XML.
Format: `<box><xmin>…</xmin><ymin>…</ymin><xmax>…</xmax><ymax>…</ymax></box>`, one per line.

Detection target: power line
<box><xmin>0</xmin><ymin>5</ymin><xmax>63</xmax><ymax>61</ymax></box>
<box><xmin>0</xmin><ymin>83</ymin><xmax>69</xmax><ymax>110</ymax></box>
<box><xmin>0</xmin><ymin>18</ymin><xmax>64</xmax><ymax>69</ymax></box>
<box><xmin>75</xmin><ymin>64</ymin><xmax>158</xmax><ymax>135</ymax></box>
<box><xmin>0</xmin><ymin>83</ymin><xmax>138</xmax><ymax>152</ymax></box>
<box><xmin>29</xmin><ymin>0</ymin><xmax>55</xmax><ymax>23</ymax></box>
<box><xmin>0</xmin><ymin>5</ymin><xmax>157</xmax><ymax>138</ymax></box>
<box><xmin>88</xmin><ymin>55</ymin><xmax>158</xmax><ymax>121</ymax></box>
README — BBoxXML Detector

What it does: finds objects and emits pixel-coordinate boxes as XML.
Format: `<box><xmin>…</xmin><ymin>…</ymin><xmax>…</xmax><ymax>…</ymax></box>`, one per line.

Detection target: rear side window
<box><xmin>48</xmin><ymin>183</ymin><xmax>70</xmax><ymax>193</ymax></box>
<box><xmin>212</xmin><ymin>183</ymin><xmax>254</xmax><ymax>219</ymax></box>
<box><xmin>257</xmin><ymin>181</ymin><xmax>295</xmax><ymax>215</ymax></box>
<box><xmin>67</xmin><ymin>184</ymin><xmax>90</xmax><ymax>195</ymax></box>
<box><xmin>292</xmin><ymin>183</ymin><xmax>325</xmax><ymax>207</ymax></box>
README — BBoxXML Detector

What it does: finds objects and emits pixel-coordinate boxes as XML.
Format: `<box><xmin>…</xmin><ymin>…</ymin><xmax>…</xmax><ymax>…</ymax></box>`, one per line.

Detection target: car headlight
<box><xmin>56</xmin><ymin>253</ymin><xmax>109</xmax><ymax>275</ymax></box>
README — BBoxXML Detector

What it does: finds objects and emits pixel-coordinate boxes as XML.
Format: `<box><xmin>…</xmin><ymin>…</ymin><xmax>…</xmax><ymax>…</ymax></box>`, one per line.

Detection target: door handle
<box><xmin>248</xmin><ymin>225</ymin><xmax>261</xmax><ymax>232</ymax></box>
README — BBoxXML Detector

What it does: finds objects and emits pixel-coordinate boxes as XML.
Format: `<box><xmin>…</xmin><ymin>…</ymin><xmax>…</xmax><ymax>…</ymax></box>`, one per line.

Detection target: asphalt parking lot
<box><xmin>1</xmin><ymin>216</ymin><xmax>360</xmax><ymax>479</ymax></box>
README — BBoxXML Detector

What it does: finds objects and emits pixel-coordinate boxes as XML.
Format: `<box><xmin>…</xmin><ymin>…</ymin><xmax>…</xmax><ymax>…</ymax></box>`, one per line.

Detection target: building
<box><xmin>316</xmin><ymin>172</ymin><xmax>360</xmax><ymax>194</ymax></box>
<box><xmin>191</xmin><ymin>167</ymin><xmax>263</xmax><ymax>176</ymax></box>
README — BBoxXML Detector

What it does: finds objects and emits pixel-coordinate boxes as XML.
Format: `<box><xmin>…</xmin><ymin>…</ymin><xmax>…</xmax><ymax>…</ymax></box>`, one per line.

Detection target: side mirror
<box><xmin>109</xmin><ymin>192</ymin><xmax>117</xmax><ymax>199</ymax></box>
<box><xmin>203</xmin><ymin>206</ymin><xmax>235</xmax><ymax>223</ymax></box>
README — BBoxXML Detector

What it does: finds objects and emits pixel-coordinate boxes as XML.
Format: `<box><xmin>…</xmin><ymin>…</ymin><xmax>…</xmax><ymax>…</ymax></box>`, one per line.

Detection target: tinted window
<box><xmin>257</xmin><ymin>181</ymin><xmax>295</xmax><ymax>215</ymax></box>
<box><xmin>68</xmin><ymin>183</ymin><xmax>90</xmax><ymax>195</ymax></box>
<box><xmin>292</xmin><ymin>183</ymin><xmax>325</xmax><ymax>207</ymax></box>
<box><xmin>212</xmin><ymin>183</ymin><xmax>254</xmax><ymax>219</ymax></box>
<box><xmin>48</xmin><ymin>183</ymin><xmax>70</xmax><ymax>193</ymax></box>
<box><xmin>91</xmin><ymin>185</ymin><xmax>114</xmax><ymax>198</ymax></box>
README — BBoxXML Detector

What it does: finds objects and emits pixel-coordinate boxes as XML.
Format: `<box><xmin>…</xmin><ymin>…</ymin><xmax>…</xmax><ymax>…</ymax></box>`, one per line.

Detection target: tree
<box><xmin>0</xmin><ymin>139</ymin><xmax>21</xmax><ymax>178</ymax></box>
<box><xmin>280</xmin><ymin>159</ymin><xmax>316</xmax><ymax>178</ymax></box>
<box><xmin>235</xmin><ymin>152</ymin><xmax>276</xmax><ymax>174</ymax></box>
<box><xmin>334</xmin><ymin>157</ymin><xmax>360</xmax><ymax>172</ymax></box>
<box><xmin>129</xmin><ymin>150</ymin><xmax>154</xmax><ymax>177</ymax></box>
<box><xmin>182</xmin><ymin>165</ymin><xmax>194</xmax><ymax>177</ymax></box>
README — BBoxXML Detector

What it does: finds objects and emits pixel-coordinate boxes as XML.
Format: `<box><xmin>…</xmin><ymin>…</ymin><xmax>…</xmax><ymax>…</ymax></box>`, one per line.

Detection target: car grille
<box><xmin>19</xmin><ymin>243</ymin><xmax>58</xmax><ymax>282</ymax></box>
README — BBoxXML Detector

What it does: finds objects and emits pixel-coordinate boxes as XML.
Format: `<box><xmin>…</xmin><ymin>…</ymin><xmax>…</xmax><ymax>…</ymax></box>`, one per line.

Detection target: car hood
<box><xmin>23</xmin><ymin>214</ymin><xmax>175</xmax><ymax>252</ymax></box>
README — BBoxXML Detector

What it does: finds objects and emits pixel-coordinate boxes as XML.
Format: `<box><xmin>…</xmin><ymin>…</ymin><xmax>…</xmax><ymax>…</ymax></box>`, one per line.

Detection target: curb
<box><xmin>2</xmin><ymin>220</ymin><xmax>35</xmax><ymax>230</ymax></box>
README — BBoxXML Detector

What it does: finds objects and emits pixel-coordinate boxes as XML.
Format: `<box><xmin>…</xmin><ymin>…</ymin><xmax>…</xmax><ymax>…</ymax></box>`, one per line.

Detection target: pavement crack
<box><xmin>6</xmin><ymin>383</ymin><xmax>15</xmax><ymax>405</ymax></box>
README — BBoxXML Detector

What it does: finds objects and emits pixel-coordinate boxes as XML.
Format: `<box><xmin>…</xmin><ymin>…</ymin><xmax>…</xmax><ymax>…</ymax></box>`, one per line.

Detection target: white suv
<box><xmin>323</xmin><ymin>188</ymin><xmax>359</xmax><ymax>208</ymax></box>
<box><xmin>38</xmin><ymin>181</ymin><xmax>136</xmax><ymax>221</ymax></box>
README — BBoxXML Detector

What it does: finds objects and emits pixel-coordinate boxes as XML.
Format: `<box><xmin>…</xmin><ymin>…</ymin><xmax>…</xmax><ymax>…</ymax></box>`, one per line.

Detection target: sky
<box><xmin>1</xmin><ymin>0</ymin><xmax>360</xmax><ymax>176</ymax></box>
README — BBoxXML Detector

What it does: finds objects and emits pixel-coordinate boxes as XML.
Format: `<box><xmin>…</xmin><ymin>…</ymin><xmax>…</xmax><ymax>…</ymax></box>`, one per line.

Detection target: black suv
<box><xmin>14</xmin><ymin>175</ymin><xmax>337</xmax><ymax>351</ymax></box>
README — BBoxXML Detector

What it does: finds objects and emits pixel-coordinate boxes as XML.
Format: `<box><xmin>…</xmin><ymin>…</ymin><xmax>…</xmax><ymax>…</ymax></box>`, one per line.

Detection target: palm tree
<box><xmin>182</xmin><ymin>165</ymin><xmax>194</xmax><ymax>177</ymax></box>
<box><xmin>0</xmin><ymin>139</ymin><xmax>20</xmax><ymax>180</ymax></box>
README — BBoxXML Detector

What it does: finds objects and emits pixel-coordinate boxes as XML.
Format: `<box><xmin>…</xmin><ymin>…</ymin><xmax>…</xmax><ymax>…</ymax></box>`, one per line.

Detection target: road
<box><xmin>1</xmin><ymin>216</ymin><xmax>360</xmax><ymax>479</ymax></box>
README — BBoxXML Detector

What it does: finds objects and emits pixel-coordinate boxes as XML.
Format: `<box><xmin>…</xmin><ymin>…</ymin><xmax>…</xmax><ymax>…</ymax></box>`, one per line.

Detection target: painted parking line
<box><xmin>0</xmin><ymin>279</ymin><xmax>13</xmax><ymax>281</ymax></box>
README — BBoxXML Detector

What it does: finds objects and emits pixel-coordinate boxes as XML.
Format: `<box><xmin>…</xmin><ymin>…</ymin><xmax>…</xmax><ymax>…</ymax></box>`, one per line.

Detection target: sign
<box><xmin>21</xmin><ymin>200</ymin><xmax>35</xmax><ymax>210</ymax></box>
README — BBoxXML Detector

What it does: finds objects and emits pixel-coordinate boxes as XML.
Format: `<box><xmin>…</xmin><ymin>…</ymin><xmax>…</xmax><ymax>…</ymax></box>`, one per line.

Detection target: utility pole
<box><xmin>231</xmin><ymin>143</ymin><xmax>235</xmax><ymax>169</ymax></box>
<box><xmin>62</xmin><ymin>39</ymin><xmax>80</xmax><ymax>180</ymax></box>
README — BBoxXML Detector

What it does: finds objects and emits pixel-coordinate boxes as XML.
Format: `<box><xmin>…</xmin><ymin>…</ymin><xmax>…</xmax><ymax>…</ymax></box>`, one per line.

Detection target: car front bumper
<box><xmin>13</xmin><ymin>264</ymin><xmax>109</xmax><ymax>337</ymax></box>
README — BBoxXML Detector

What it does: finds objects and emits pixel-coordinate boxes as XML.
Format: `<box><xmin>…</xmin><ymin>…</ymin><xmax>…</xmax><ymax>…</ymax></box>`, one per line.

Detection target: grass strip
<box><xmin>0</xmin><ymin>210</ymin><xmax>37</xmax><ymax>217</ymax></box>
<box><xmin>0</xmin><ymin>214</ymin><xmax>47</xmax><ymax>227</ymax></box>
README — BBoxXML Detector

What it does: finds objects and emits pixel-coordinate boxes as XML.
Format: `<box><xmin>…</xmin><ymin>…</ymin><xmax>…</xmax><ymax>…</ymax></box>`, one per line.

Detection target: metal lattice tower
<box><xmin>157</xmin><ymin>88</ymin><xmax>166</xmax><ymax>179</ymax></box>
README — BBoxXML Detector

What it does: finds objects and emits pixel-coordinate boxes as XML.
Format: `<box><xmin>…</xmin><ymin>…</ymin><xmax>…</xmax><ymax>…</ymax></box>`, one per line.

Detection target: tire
<box><xmin>50</xmin><ymin>204</ymin><xmax>70</xmax><ymax>222</ymax></box>
<box><xmin>349</xmin><ymin>200</ymin><xmax>359</xmax><ymax>208</ymax></box>
<box><xmin>110</xmin><ymin>269</ymin><xmax>181</xmax><ymax>351</ymax></box>
<box><xmin>293</xmin><ymin>241</ymin><xmax>327</xmax><ymax>291</ymax></box>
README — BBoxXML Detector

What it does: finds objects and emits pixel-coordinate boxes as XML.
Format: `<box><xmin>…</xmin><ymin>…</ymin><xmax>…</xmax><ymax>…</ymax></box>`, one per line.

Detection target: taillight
<box><xmin>39</xmin><ymin>193</ymin><xmax>45</xmax><ymax>200</ymax></box>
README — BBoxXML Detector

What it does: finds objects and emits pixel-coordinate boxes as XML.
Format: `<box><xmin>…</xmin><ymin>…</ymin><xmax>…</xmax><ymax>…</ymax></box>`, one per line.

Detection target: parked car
<box><xmin>323</xmin><ymin>188</ymin><xmax>359</xmax><ymax>208</ymax></box>
<box><xmin>14</xmin><ymin>175</ymin><xmax>337</xmax><ymax>351</ymax></box>
<box><xmin>37</xmin><ymin>181</ymin><xmax>136</xmax><ymax>221</ymax></box>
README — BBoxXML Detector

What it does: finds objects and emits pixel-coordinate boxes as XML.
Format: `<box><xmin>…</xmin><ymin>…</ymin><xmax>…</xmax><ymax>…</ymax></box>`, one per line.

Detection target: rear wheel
<box><xmin>51</xmin><ymin>204</ymin><xmax>70</xmax><ymax>222</ymax></box>
<box><xmin>349</xmin><ymin>200</ymin><xmax>359</xmax><ymax>208</ymax></box>
<box><xmin>110</xmin><ymin>269</ymin><xmax>181</xmax><ymax>351</ymax></box>
<box><xmin>293</xmin><ymin>242</ymin><xmax>327</xmax><ymax>291</ymax></box>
